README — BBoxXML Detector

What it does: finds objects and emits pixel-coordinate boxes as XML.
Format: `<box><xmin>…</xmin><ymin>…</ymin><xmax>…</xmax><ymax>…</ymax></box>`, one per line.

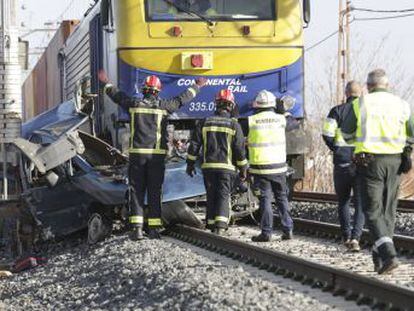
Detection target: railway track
<box><xmin>292</xmin><ymin>191</ymin><xmax>414</xmax><ymax>213</ymax></box>
<box><xmin>167</xmin><ymin>225</ymin><xmax>414</xmax><ymax>310</ymax></box>
<box><xmin>275</xmin><ymin>216</ymin><xmax>414</xmax><ymax>255</ymax></box>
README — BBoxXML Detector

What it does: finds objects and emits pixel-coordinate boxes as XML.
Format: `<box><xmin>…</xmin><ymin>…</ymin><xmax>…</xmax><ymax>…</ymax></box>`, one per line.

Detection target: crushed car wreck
<box><xmin>1</xmin><ymin>81</ymin><xmax>257</xmax><ymax>258</ymax></box>
<box><xmin>1</xmin><ymin>97</ymin><xmax>206</xmax><ymax>254</ymax></box>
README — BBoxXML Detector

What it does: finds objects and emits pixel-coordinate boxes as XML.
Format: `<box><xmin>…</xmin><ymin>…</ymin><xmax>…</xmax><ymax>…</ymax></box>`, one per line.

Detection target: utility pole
<box><xmin>336</xmin><ymin>0</ymin><xmax>352</xmax><ymax>104</ymax></box>
<box><xmin>336</xmin><ymin>0</ymin><xmax>344</xmax><ymax>104</ymax></box>
<box><xmin>0</xmin><ymin>0</ymin><xmax>22</xmax><ymax>200</ymax></box>
<box><xmin>345</xmin><ymin>0</ymin><xmax>351</xmax><ymax>81</ymax></box>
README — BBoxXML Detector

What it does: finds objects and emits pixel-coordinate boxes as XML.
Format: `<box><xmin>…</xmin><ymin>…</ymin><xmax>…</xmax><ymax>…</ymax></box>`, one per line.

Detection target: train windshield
<box><xmin>146</xmin><ymin>0</ymin><xmax>276</xmax><ymax>22</ymax></box>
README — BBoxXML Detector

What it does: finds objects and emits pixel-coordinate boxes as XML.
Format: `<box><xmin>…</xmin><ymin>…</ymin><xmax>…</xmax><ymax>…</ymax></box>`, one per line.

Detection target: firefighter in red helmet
<box><xmin>99</xmin><ymin>71</ymin><xmax>206</xmax><ymax>240</ymax></box>
<box><xmin>186</xmin><ymin>89</ymin><xmax>248</xmax><ymax>235</ymax></box>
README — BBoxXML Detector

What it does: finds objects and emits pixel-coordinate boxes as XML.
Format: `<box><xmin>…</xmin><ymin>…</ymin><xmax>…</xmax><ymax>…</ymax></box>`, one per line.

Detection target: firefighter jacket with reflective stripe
<box><xmin>322</xmin><ymin>97</ymin><xmax>356</xmax><ymax>166</ymax></box>
<box><xmin>187</xmin><ymin>112</ymin><xmax>248</xmax><ymax>172</ymax></box>
<box><xmin>342</xmin><ymin>89</ymin><xmax>414</xmax><ymax>154</ymax></box>
<box><xmin>248</xmin><ymin>110</ymin><xmax>288</xmax><ymax>175</ymax></box>
<box><xmin>105</xmin><ymin>85</ymin><xmax>199</xmax><ymax>155</ymax></box>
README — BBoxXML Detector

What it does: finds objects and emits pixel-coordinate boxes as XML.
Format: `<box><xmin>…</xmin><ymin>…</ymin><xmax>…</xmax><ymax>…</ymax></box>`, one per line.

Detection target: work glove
<box><xmin>399</xmin><ymin>146</ymin><xmax>413</xmax><ymax>174</ymax></box>
<box><xmin>98</xmin><ymin>69</ymin><xmax>112</xmax><ymax>92</ymax></box>
<box><xmin>186</xmin><ymin>162</ymin><xmax>196</xmax><ymax>177</ymax></box>
<box><xmin>98</xmin><ymin>70</ymin><xmax>109</xmax><ymax>84</ymax></box>
<box><xmin>195</xmin><ymin>77</ymin><xmax>207</xmax><ymax>88</ymax></box>
<box><xmin>239</xmin><ymin>167</ymin><xmax>248</xmax><ymax>182</ymax></box>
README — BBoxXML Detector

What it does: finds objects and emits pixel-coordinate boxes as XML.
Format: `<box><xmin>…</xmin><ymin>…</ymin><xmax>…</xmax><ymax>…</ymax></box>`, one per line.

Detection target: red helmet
<box><xmin>215</xmin><ymin>89</ymin><xmax>235</xmax><ymax>110</ymax></box>
<box><xmin>143</xmin><ymin>75</ymin><xmax>162</xmax><ymax>92</ymax></box>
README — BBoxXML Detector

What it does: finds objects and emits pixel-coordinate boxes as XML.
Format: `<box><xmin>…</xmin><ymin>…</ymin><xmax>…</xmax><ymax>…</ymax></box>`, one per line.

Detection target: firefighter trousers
<box><xmin>203</xmin><ymin>170</ymin><xmax>235</xmax><ymax>229</ymax></box>
<box><xmin>129</xmin><ymin>154</ymin><xmax>165</xmax><ymax>229</ymax></box>
<box><xmin>357</xmin><ymin>154</ymin><xmax>401</xmax><ymax>262</ymax></box>
<box><xmin>253</xmin><ymin>174</ymin><xmax>293</xmax><ymax>236</ymax></box>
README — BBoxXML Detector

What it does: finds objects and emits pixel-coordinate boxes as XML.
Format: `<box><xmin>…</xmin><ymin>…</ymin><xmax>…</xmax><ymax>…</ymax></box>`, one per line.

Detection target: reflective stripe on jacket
<box><xmin>323</xmin><ymin>117</ymin><xmax>352</xmax><ymax>147</ymax></box>
<box><xmin>352</xmin><ymin>92</ymin><xmax>411</xmax><ymax>154</ymax></box>
<box><xmin>105</xmin><ymin>84</ymin><xmax>199</xmax><ymax>155</ymax></box>
<box><xmin>129</xmin><ymin>105</ymin><xmax>168</xmax><ymax>155</ymax></box>
<box><xmin>322</xmin><ymin>98</ymin><xmax>356</xmax><ymax>166</ymax></box>
<box><xmin>248</xmin><ymin>110</ymin><xmax>287</xmax><ymax>175</ymax></box>
<box><xmin>187</xmin><ymin>113</ymin><xmax>247</xmax><ymax>172</ymax></box>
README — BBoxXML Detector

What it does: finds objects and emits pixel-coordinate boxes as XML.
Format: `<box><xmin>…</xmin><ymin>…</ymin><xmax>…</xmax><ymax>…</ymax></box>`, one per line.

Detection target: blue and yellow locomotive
<box><xmin>62</xmin><ymin>0</ymin><xmax>310</xmax><ymax>177</ymax></box>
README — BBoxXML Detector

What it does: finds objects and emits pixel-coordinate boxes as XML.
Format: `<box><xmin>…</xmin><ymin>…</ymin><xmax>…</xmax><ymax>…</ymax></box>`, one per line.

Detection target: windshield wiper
<box><xmin>162</xmin><ymin>0</ymin><xmax>214</xmax><ymax>26</ymax></box>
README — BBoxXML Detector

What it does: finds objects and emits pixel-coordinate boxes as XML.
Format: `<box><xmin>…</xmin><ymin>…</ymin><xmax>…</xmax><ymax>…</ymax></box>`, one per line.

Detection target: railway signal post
<box><xmin>0</xmin><ymin>0</ymin><xmax>22</xmax><ymax>201</ymax></box>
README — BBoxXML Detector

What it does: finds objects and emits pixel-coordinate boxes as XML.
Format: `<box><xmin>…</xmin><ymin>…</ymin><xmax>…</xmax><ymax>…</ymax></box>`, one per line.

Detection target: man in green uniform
<box><xmin>342</xmin><ymin>69</ymin><xmax>414</xmax><ymax>274</ymax></box>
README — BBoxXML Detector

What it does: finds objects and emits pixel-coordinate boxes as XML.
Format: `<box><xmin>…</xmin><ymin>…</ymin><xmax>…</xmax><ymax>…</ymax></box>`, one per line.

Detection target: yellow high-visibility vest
<box><xmin>353</xmin><ymin>91</ymin><xmax>411</xmax><ymax>154</ymax></box>
<box><xmin>248</xmin><ymin>111</ymin><xmax>287</xmax><ymax>175</ymax></box>
<box><xmin>323</xmin><ymin>117</ymin><xmax>352</xmax><ymax>147</ymax></box>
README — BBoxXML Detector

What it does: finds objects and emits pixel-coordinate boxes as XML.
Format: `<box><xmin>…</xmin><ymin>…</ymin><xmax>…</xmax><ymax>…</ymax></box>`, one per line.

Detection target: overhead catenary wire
<box><xmin>352</xmin><ymin>7</ymin><xmax>414</xmax><ymax>14</ymax></box>
<box><xmin>306</xmin><ymin>30</ymin><xmax>338</xmax><ymax>51</ymax></box>
<box><xmin>354</xmin><ymin>12</ymin><xmax>414</xmax><ymax>21</ymax></box>
<box><xmin>306</xmin><ymin>19</ymin><xmax>355</xmax><ymax>52</ymax></box>
<box><xmin>56</xmin><ymin>0</ymin><xmax>92</xmax><ymax>22</ymax></box>
<box><xmin>57</xmin><ymin>0</ymin><xmax>77</xmax><ymax>21</ymax></box>
<box><xmin>306</xmin><ymin>7</ymin><xmax>414</xmax><ymax>52</ymax></box>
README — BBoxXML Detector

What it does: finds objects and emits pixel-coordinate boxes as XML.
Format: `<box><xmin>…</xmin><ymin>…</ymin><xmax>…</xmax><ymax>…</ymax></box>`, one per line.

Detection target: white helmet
<box><xmin>252</xmin><ymin>90</ymin><xmax>277</xmax><ymax>108</ymax></box>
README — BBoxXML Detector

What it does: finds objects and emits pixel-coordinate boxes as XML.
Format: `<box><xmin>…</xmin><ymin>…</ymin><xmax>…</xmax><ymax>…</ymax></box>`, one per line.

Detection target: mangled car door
<box><xmin>16</xmin><ymin>125</ymin><xmax>91</xmax><ymax>238</ymax></box>
<box><xmin>13</xmin><ymin>130</ymin><xmax>86</xmax><ymax>174</ymax></box>
<box><xmin>69</xmin><ymin>132</ymin><xmax>128</xmax><ymax>206</ymax></box>
<box><xmin>23</xmin><ymin>161</ymin><xmax>92</xmax><ymax>238</ymax></box>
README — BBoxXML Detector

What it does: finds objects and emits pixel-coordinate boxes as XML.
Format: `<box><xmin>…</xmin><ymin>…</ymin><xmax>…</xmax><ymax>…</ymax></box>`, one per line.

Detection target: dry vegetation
<box><xmin>302</xmin><ymin>37</ymin><xmax>414</xmax><ymax>198</ymax></box>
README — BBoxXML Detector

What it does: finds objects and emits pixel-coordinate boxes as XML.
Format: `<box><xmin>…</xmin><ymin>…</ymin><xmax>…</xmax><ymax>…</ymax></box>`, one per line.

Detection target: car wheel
<box><xmin>87</xmin><ymin>213</ymin><xmax>111</xmax><ymax>244</ymax></box>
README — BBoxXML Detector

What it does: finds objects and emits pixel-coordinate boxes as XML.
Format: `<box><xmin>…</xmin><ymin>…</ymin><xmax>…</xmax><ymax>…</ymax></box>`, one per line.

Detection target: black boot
<box><xmin>214</xmin><ymin>228</ymin><xmax>225</xmax><ymax>236</ymax></box>
<box><xmin>378</xmin><ymin>257</ymin><xmax>399</xmax><ymax>275</ymax></box>
<box><xmin>377</xmin><ymin>243</ymin><xmax>398</xmax><ymax>274</ymax></box>
<box><xmin>129</xmin><ymin>227</ymin><xmax>144</xmax><ymax>241</ymax></box>
<box><xmin>206</xmin><ymin>224</ymin><xmax>215</xmax><ymax>233</ymax></box>
<box><xmin>251</xmin><ymin>233</ymin><xmax>271</xmax><ymax>242</ymax></box>
<box><xmin>148</xmin><ymin>228</ymin><xmax>161</xmax><ymax>240</ymax></box>
<box><xmin>281</xmin><ymin>230</ymin><xmax>293</xmax><ymax>240</ymax></box>
<box><xmin>372</xmin><ymin>250</ymin><xmax>381</xmax><ymax>272</ymax></box>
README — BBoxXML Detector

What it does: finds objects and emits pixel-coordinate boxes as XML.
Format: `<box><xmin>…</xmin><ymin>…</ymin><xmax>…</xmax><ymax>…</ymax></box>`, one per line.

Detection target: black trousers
<box><xmin>203</xmin><ymin>170</ymin><xmax>235</xmax><ymax>229</ymax></box>
<box><xmin>129</xmin><ymin>154</ymin><xmax>165</xmax><ymax>228</ymax></box>
<box><xmin>253</xmin><ymin>174</ymin><xmax>293</xmax><ymax>236</ymax></box>
<box><xmin>333</xmin><ymin>165</ymin><xmax>365</xmax><ymax>240</ymax></box>
<box><xmin>357</xmin><ymin>154</ymin><xmax>401</xmax><ymax>261</ymax></box>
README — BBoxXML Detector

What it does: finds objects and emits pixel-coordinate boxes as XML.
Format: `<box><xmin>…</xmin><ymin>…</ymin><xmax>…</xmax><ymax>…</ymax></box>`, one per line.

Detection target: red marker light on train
<box><xmin>242</xmin><ymin>25</ymin><xmax>251</xmax><ymax>35</ymax></box>
<box><xmin>191</xmin><ymin>54</ymin><xmax>204</xmax><ymax>68</ymax></box>
<box><xmin>172</xmin><ymin>26</ymin><xmax>182</xmax><ymax>37</ymax></box>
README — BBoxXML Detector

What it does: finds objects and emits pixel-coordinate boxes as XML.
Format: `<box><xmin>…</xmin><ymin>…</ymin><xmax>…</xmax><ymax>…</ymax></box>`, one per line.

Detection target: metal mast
<box><xmin>345</xmin><ymin>0</ymin><xmax>351</xmax><ymax>82</ymax></box>
<box><xmin>336</xmin><ymin>0</ymin><xmax>344</xmax><ymax>104</ymax></box>
<box><xmin>337</xmin><ymin>0</ymin><xmax>352</xmax><ymax>104</ymax></box>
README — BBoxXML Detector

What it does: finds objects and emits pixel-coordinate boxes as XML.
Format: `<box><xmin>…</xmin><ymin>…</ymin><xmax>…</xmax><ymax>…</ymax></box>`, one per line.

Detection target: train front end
<box><xmin>111</xmin><ymin>0</ymin><xmax>307</xmax><ymax>178</ymax></box>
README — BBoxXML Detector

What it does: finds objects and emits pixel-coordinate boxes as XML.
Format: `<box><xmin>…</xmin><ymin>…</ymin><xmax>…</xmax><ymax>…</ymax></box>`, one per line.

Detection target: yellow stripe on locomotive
<box><xmin>114</xmin><ymin>0</ymin><xmax>304</xmax><ymax>75</ymax></box>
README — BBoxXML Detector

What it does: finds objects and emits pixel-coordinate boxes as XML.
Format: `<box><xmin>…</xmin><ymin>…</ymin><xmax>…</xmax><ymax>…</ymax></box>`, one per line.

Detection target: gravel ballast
<box><xmin>0</xmin><ymin>234</ymin><xmax>367</xmax><ymax>311</ymax></box>
<box><xmin>227</xmin><ymin>226</ymin><xmax>414</xmax><ymax>289</ymax></box>
<box><xmin>290</xmin><ymin>201</ymin><xmax>414</xmax><ymax>237</ymax></box>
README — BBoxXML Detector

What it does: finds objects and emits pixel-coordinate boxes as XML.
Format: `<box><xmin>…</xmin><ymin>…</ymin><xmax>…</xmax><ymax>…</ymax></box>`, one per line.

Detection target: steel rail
<box><xmin>278</xmin><ymin>217</ymin><xmax>414</xmax><ymax>255</ymax></box>
<box><xmin>292</xmin><ymin>191</ymin><xmax>414</xmax><ymax>213</ymax></box>
<box><xmin>168</xmin><ymin>225</ymin><xmax>414</xmax><ymax>310</ymax></box>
